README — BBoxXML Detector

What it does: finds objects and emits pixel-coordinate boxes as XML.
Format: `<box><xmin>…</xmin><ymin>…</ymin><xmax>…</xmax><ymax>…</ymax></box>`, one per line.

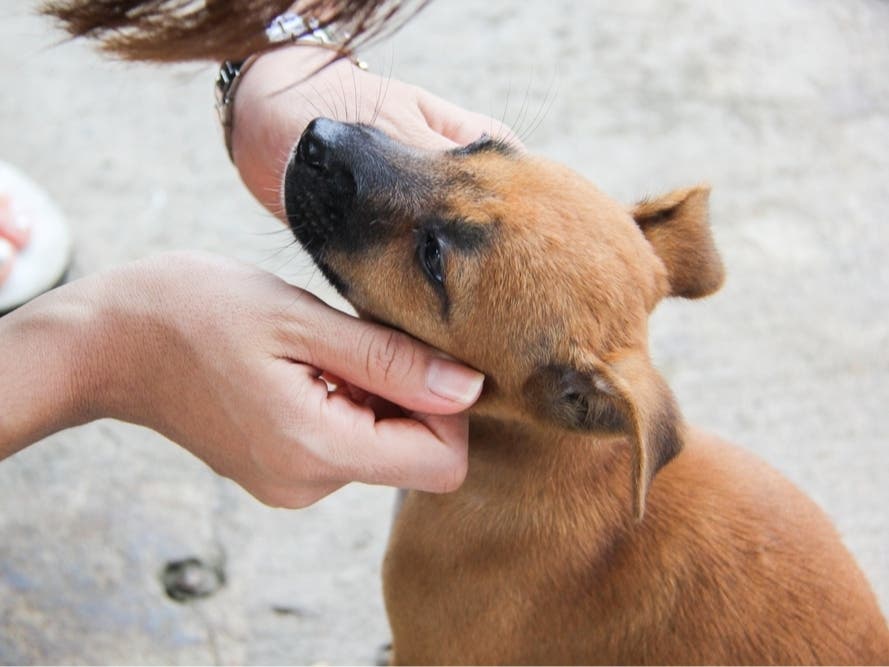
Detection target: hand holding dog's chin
<box><xmin>231</xmin><ymin>45</ymin><xmax>519</xmax><ymax>217</ymax></box>
<box><xmin>0</xmin><ymin>252</ymin><xmax>479</xmax><ymax>507</ymax></box>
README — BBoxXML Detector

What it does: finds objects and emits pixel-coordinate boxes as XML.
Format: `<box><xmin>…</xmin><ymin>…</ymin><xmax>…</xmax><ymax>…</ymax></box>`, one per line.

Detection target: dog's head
<box><xmin>284</xmin><ymin>118</ymin><xmax>723</xmax><ymax>517</ymax></box>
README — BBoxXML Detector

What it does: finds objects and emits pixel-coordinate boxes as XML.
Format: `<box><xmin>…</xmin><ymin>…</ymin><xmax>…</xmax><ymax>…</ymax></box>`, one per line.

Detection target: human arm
<box><xmin>0</xmin><ymin>252</ymin><xmax>481</xmax><ymax>506</ymax></box>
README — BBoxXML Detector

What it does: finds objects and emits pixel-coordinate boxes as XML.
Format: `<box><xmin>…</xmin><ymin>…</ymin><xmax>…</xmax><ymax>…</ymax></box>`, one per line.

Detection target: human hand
<box><xmin>231</xmin><ymin>45</ymin><xmax>520</xmax><ymax>215</ymax></box>
<box><xmin>0</xmin><ymin>252</ymin><xmax>482</xmax><ymax>507</ymax></box>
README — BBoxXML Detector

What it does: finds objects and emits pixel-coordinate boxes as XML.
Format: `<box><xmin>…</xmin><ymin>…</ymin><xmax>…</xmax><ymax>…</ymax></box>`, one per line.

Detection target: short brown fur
<box><xmin>283</xmin><ymin>122</ymin><xmax>889</xmax><ymax>665</ymax></box>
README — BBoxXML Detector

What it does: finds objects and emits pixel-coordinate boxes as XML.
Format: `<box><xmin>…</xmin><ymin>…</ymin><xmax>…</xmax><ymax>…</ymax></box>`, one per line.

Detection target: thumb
<box><xmin>297</xmin><ymin>304</ymin><xmax>485</xmax><ymax>415</ymax></box>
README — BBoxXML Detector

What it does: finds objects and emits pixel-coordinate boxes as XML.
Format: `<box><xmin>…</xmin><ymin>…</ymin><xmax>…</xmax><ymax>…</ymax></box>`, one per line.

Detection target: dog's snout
<box><xmin>297</xmin><ymin>128</ymin><xmax>326</xmax><ymax>169</ymax></box>
<box><xmin>285</xmin><ymin>117</ymin><xmax>434</xmax><ymax>269</ymax></box>
<box><xmin>297</xmin><ymin>118</ymin><xmax>344</xmax><ymax>171</ymax></box>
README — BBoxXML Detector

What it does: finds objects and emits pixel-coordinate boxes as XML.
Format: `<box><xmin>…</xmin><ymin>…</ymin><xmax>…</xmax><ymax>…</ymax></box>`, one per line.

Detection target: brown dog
<box><xmin>283</xmin><ymin>118</ymin><xmax>889</xmax><ymax>665</ymax></box>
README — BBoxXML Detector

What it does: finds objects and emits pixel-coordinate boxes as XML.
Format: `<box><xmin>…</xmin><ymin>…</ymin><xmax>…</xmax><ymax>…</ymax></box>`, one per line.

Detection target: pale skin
<box><xmin>0</xmin><ymin>43</ymin><xmax>515</xmax><ymax>508</ymax></box>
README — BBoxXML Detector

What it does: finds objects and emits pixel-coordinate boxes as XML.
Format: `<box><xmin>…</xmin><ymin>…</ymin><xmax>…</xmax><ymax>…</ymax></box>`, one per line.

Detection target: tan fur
<box><xmin>386</xmin><ymin>426</ymin><xmax>888</xmax><ymax>664</ymax></box>
<box><xmin>632</xmin><ymin>184</ymin><xmax>725</xmax><ymax>299</ymax></box>
<box><xmin>288</xmin><ymin>129</ymin><xmax>889</xmax><ymax>664</ymax></box>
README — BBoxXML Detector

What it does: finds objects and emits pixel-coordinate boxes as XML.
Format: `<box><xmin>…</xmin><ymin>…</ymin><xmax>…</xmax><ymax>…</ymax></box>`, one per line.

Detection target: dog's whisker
<box><xmin>350</xmin><ymin>61</ymin><xmax>361</xmax><ymax>124</ymax></box>
<box><xmin>323</xmin><ymin>79</ymin><xmax>342</xmax><ymax>121</ymax></box>
<box><xmin>510</xmin><ymin>74</ymin><xmax>537</xmax><ymax>146</ymax></box>
<box><xmin>264</xmin><ymin>63</ymin><xmax>329</xmax><ymax>100</ymax></box>
<box><xmin>258</xmin><ymin>182</ymin><xmax>289</xmax><ymax>211</ymax></box>
<box><xmin>308</xmin><ymin>81</ymin><xmax>337</xmax><ymax>120</ymax></box>
<box><xmin>494</xmin><ymin>75</ymin><xmax>514</xmax><ymax>145</ymax></box>
<box><xmin>371</xmin><ymin>71</ymin><xmax>385</xmax><ymax>127</ymax></box>
<box><xmin>289</xmin><ymin>84</ymin><xmax>328</xmax><ymax>121</ymax></box>
<box><xmin>252</xmin><ymin>226</ymin><xmax>294</xmax><ymax>237</ymax></box>
<box><xmin>372</xmin><ymin>55</ymin><xmax>395</xmax><ymax>129</ymax></box>
<box><xmin>255</xmin><ymin>236</ymin><xmax>304</xmax><ymax>270</ymax></box>
<box><xmin>335</xmin><ymin>69</ymin><xmax>351</xmax><ymax>122</ymax></box>
<box><xmin>519</xmin><ymin>69</ymin><xmax>560</xmax><ymax>145</ymax></box>
<box><xmin>320</xmin><ymin>80</ymin><xmax>341</xmax><ymax>121</ymax></box>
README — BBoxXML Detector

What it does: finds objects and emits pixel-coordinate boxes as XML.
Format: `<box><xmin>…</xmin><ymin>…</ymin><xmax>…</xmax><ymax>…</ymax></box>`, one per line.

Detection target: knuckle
<box><xmin>274</xmin><ymin>289</ymin><xmax>325</xmax><ymax>357</ymax></box>
<box><xmin>366</xmin><ymin>328</ymin><xmax>420</xmax><ymax>385</ymax></box>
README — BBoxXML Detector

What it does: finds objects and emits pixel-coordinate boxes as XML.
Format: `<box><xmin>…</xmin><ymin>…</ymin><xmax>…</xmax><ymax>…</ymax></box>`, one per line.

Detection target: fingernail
<box><xmin>0</xmin><ymin>238</ymin><xmax>14</xmax><ymax>268</ymax></box>
<box><xmin>427</xmin><ymin>358</ymin><xmax>484</xmax><ymax>404</ymax></box>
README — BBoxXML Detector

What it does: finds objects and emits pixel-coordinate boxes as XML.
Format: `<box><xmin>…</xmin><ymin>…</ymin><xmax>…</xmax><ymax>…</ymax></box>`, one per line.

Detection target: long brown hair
<box><xmin>41</xmin><ymin>0</ymin><xmax>426</xmax><ymax>62</ymax></box>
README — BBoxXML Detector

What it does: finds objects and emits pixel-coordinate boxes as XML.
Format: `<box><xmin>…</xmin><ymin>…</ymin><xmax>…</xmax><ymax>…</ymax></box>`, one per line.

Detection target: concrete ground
<box><xmin>1</xmin><ymin>0</ymin><xmax>887</xmax><ymax>663</ymax></box>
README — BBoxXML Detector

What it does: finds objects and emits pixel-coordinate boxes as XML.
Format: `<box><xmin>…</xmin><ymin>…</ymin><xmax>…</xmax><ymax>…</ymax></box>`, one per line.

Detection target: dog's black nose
<box><xmin>298</xmin><ymin>131</ymin><xmax>325</xmax><ymax>168</ymax></box>
<box><xmin>296</xmin><ymin>118</ymin><xmax>343</xmax><ymax>170</ymax></box>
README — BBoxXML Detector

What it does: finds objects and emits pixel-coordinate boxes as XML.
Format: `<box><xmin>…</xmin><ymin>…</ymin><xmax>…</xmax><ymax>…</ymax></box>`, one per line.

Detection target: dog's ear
<box><xmin>632</xmin><ymin>184</ymin><xmax>724</xmax><ymax>299</ymax></box>
<box><xmin>525</xmin><ymin>350</ymin><xmax>683</xmax><ymax>519</ymax></box>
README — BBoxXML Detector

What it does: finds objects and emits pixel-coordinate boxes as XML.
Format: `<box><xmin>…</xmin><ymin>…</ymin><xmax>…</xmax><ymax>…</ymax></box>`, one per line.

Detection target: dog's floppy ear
<box><xmin>526</xmin><ymin>350</ymin><xmax>683</xmax><ymax>519</ymax></box>
<box><xmin>632</xmin><ymin>184</ymin><xmax>724</xmax><ymax>299</ymax></box>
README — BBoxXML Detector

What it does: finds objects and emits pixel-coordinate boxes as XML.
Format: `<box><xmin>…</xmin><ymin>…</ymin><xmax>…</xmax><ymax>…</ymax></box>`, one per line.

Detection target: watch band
<box><xmin>214</xmin><ymin>12</ymin><xmax>367</xmax><ymax>161</ymax></box>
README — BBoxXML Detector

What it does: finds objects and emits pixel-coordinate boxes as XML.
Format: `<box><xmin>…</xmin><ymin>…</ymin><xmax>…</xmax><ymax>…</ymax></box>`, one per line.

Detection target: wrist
<box><xmin>83</xmin><ymin>258</ymin><xmax>190</xmax><ymax>432</ymax></box>
<box><xmin>0</xmin><ymin>280</ymin><xmax>111</xmax><ymax>456</ymax></box>
<box><xmin>230</xmin><ymin>44</ymin><xmax>361</xmax><ymax>215</ymax></box>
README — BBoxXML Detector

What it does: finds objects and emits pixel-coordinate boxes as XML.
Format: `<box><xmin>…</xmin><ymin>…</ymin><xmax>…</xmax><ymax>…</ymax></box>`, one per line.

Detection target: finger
<box><xmin>318</xmin><ymin>391</ymin><xmax>469</xmax><ymax>493</ymax></box>
<box><xmin>287</xmin><ymin>299</ymin><xmax>484</xmax><ymax>414</ymax></box>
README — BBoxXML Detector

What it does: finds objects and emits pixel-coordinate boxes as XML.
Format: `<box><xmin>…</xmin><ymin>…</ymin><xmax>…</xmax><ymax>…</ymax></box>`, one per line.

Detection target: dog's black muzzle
<box><xmin>283</xmin><ymin>118</ymin><xmax>443</xmax><ymax>297</ymax></box>
<box><xmin>284</xmin><ymin>118</ymin><xmax>431</xmax><ymax>258</ymax></box>
<box><xmin>284</xmin><ymin>118</ymin><xmax>357</xmax><ymax>256</ymax></box>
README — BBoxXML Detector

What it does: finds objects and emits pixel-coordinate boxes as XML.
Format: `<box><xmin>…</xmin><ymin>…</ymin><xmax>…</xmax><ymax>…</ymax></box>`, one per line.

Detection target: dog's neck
<box><xmin>459</xmin><ymin>414</ymin><xmax>637</xmax><ymax>542</ymax></box>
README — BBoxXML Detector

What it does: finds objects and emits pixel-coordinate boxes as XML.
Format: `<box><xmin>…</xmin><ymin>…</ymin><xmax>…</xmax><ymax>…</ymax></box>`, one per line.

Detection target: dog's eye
<box><xmin>420</xmin><ymin>231</ymin><xmax>444</xmax><ymax>286</ymax></box>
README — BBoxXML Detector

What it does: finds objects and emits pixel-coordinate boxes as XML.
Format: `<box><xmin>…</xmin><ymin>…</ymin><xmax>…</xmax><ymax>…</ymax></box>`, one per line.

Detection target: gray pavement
<box><xmin>1</xmin><ymin>0</ymin><xmax>888</xmax><ymax>663</ymax></box>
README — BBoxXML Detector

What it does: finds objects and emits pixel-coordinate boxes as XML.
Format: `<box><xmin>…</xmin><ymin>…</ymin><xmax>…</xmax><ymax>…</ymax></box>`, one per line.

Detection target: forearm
<box><xmin>0</xmin><ymin>285</ymin><xmax>106</xmax><ymax>458</ymax></box>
